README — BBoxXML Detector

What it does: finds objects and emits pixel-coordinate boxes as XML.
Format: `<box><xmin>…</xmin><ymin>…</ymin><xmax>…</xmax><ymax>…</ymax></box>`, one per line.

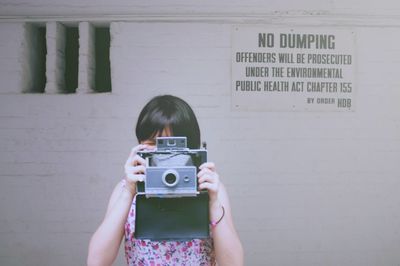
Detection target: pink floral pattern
<box><xmin>124</xmin><ymin>196</ymin><xmax>215</xmax><ymax>266</ymax></box>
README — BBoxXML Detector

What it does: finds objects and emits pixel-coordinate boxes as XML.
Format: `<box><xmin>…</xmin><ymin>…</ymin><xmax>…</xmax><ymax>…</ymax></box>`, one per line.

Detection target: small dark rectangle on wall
<box><xmin>65</xmin><ymin>26</ymin><xmax>79</xmax><ymax>93</ymax></box>
<box><xmin>94</xmin><ymin>27</ymin><xmax>112</xmax><ymax>93</ymax></box>
<box><xmin>25</xmin><ymin>24</ymin><xmax>46</xmax><ymax>93</ymax></box>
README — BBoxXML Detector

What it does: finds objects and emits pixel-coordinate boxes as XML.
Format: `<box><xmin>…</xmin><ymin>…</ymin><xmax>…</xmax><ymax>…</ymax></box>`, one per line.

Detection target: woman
<box><xmin>87</xmin><ymin>95</ymin><xmax>243</xmax><ymax>266</ymax></box>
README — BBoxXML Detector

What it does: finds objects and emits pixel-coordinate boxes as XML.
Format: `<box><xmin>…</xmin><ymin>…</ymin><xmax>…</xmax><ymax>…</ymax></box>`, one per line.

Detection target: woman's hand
<box><xmin>198</xmin><ymin>162</ymin><xmax>221</xmax><ymax>206</ymax></box>
<box><xmin>123</xmin><ymin>144</ymin><xmax>150</xmax><ymax>195</ymax></box>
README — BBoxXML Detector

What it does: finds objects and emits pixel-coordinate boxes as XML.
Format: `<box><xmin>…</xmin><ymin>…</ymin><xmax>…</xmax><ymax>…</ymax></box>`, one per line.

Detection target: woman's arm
<box><xmin>210</xmin><ymin>183</ymin><xmax>244</xmax><ymax>266</ymax></box>
<box><xmin>198</xmin><ymin>163</ymin><xmax>244</xmax><ymax>266</ymax></box>
<box><xmin>87</xmin><ymin>181</ymin><xmax>134</xmax><ymax>266</ymax></box>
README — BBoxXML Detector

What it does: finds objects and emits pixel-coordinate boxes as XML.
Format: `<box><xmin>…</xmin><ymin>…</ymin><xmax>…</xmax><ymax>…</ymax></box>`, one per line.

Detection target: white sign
<box><xmin>232</xmin><ymin>26</ymin><xmax>356</xmax><ymax>111</ymax></box>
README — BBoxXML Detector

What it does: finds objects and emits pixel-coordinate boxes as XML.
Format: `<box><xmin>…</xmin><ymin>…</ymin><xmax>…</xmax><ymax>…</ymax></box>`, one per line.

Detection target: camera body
<box><xmin>137</xmin><ymin>137</ymin><xmax>207</xmax><ymax>198</ymax></box>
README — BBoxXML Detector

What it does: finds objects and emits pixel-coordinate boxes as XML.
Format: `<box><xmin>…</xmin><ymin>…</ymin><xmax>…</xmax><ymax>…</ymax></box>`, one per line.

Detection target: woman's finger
<box><xmin>198</xmin><ymin>173</ymin><xmax>219</xmax><ymax>185</ymax></box>
<box><xmin>131</xmin><ymin>155</ymin><xmax>147</xmax><ymax>166</ymax></box>
<box><xmin>199</xmin><ymin>162</ymin><xmax>216</xmax><ymax>171</ymax></box>
<box><xmin>197</xmin><ymin>167</ymin><xmax>213</xmax><ymax>178</ymax></box>
<box><xmin>124</xmin><ymin>165</ymin><xmax>146</xmax><ymax>175</ymax></box>
<box><xmin>129</xmin><ymin>144</ymin><xmax>149</xmax><ymax>158</ymax></box>
<box><xmin>198</xmin><ymin>181</ymin><xmax>218</xmax><ymax>192</ymax></box>
<box><xmin>126</xmin><ymin>173</ymin><xmax>146</xmax><ymax>183</ymax></box>
<box><xmin>125</xmin><ymin>154</ymin><xmax>146</xmax><ymax>168</ymax></box>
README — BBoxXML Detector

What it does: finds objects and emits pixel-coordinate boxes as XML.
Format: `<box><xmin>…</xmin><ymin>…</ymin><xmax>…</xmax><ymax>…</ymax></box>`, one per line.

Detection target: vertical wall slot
<box><xmin>94</xmin><ymin>27</ymin><xmax>112</xmax><ymax>92</ymax></box>
<box><xmin>64</xmin><ymin>26</ymin><xmax>79</xmax><ymax>93</ymax></box>
<box><xmin>23</xmin><ymin>24</ymin><xmax>46</xmax><ymax>93</ymax></box>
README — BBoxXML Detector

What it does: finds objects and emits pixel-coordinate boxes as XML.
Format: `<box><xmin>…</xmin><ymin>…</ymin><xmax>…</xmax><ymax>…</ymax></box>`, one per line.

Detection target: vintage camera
<box><xmin>137</xmin><ymin>137</ymin><xmax>207</xmax><ymax>198</ymax></box>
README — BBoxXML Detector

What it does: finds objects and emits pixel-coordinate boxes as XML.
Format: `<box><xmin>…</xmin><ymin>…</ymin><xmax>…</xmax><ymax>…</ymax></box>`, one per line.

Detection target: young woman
<box><xmin>87</xmin><ymin>95</ymin><xmax>243</xmax><ymax>266</ymax></box>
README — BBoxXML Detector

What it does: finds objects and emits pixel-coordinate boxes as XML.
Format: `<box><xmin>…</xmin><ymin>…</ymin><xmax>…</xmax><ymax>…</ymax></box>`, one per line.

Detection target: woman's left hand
<box><xmin>198</xmin><ymin>162</ymin><xmax>220</xmax><ymax>206</ymax></box>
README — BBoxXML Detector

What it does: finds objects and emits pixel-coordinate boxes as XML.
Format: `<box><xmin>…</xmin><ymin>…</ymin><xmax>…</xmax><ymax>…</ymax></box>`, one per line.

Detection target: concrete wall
<box><xmin>1</xmin><ymin>0</ymin><xmax>400</xmax><ymax>17</ymax></box>
<box><xmin>1</xmin><ymin>2</ymin><xmax>400</xmax><ymax>265</ymax></box>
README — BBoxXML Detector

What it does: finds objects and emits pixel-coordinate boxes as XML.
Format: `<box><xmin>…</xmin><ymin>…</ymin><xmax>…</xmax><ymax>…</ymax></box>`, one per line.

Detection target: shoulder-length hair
<box><xmin>135</xmin><ymin>95</ymin><xmax>201</xmax><ymax>149</ymax></box>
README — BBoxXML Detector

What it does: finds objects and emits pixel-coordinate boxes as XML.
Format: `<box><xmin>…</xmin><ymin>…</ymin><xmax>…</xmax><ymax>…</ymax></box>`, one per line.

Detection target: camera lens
<box><xmin>165</xmin><ymin>173</ymin><xmax>177</xmax><ymax>185</ymax></box>
<box><xmin>162</xmin><ymin>169</ymin><xmax>180</xmax><ymax>187</ymax></box>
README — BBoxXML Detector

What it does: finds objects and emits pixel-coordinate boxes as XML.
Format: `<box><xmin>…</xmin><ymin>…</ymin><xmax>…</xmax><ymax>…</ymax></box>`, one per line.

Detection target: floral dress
<box><xmin>124</xmin><ymin>196</ymin><xmax>216</xmax><ymax>266</ymax></box>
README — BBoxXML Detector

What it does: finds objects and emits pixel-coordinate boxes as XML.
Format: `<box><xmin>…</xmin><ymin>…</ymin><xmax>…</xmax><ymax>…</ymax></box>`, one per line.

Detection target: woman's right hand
<box><xmin>123</xmin><ymin>144</ymin><xmax>149</xmax><ymax>195</ymax></box>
